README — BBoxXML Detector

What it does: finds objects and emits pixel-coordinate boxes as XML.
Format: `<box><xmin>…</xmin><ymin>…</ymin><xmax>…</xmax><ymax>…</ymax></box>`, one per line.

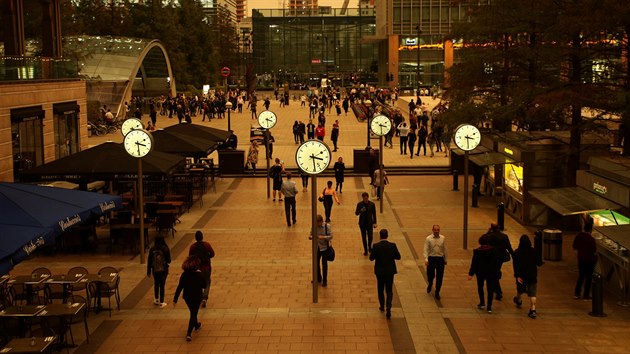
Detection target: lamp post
<box><xmin>365</xmin><ymin>99</ymin><xmax>372</xmax><ymax>149</ymax></box>
<box><xmin>415</xmin><ymin>26</ymin><xmax>422</xmax><ymax>95</ymax></box>
<box><xmin>225</xmin><ymin>101</ymin><xmax>233</xmax><ymax>132</ymax></box>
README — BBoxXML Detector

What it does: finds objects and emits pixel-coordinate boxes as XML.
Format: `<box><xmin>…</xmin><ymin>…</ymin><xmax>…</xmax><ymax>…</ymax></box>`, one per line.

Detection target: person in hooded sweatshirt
<box><xmin>468</xmin><ymin>234</ymin><xmax>502</xmax><ymax>313</ymax></box>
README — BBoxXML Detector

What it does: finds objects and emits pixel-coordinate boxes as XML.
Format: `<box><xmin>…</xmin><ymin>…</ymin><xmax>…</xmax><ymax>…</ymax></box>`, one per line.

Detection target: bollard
<box><xmin>534</xmin><ymin>230</ymin><xmax>544</xmax><ymax>266</ymax></box>
<box><xmin>452</xmin><ymin>170</ymin><xmax>459</xmax><ymax>191</ymax></box>
<box><xmin>472</xmin><ymin>184</ymin><xmax>479</xmax><ymax>207</ymax></box>
<box><xmin>497</xmin><ymin>202</ymin><xmax>505</xmax><ymax>230</ymax></box>
<box><xmin>589</xmin><ymin>273</ymin><xmax>607</xmax><ymax>317</ymax></box>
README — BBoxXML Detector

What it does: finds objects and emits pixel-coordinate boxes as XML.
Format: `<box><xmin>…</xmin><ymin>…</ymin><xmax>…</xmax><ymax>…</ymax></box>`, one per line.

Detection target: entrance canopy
<box><xmin>469</xmin><ymin>152</ymin><xmax>517</xmax><ymax>166</ymax></box>
<box><xmin>529</xmin><ymin>187</ymin><xmax>622</xmax><ymax>216</ymax></box>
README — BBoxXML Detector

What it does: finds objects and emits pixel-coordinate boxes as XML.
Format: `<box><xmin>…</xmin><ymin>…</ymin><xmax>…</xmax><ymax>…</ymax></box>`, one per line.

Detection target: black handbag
<box><xmin>327</xmin><ymin>245</ymin><xmax>336</xmax><ymax>262</ymax></box>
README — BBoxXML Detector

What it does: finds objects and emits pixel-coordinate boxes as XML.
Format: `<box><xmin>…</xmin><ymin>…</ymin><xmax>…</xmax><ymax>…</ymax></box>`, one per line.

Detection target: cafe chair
<box><xmin>67</xmin><ymin>295</ymin><xmax>89</xmax><ymax>345</ymax></box>
<box><xmin>45</xmin><ymin>282</ymin><xmax>65</xmax><ymax>304</ymax></box>
<box><xmin>67</xmin><ymin>267</ymin><xmax>89</xmax><ymax>295</ymax></box>
<box><xmin>156</xmin><ymin>213</ymin><xmax>176</xmax><ymax>238</ymax></box>
<box><xmin>31</xmin><ymin>267</ymin><xmax>52</xmax><ymax>299</ymax></box>
<box><xmin>0</xmin><ymin>286</ymin><xmax>15</xmax><ymax>309</ymax></box>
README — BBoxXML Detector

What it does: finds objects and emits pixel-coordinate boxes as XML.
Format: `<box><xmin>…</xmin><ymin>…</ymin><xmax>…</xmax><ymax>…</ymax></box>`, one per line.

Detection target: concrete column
<box><xmin>41</xmin><ymin>0</ymin><xmax>63</xmax><ymax>58</ymax></box>
<box><xmin>2</xmin><ymin>0</ymin><xmax>25</xmax><ymax>56</ymax></box>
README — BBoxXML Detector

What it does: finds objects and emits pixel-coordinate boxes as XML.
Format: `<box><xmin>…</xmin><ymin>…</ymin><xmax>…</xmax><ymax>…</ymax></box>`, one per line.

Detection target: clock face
<box><xmin>295</xmin><ymin>140</ymin><xmax>331</xmax><ymax>175</ymax></box>
<box><xmin>453</xmin><ymin>124</ymin><xmax>481</xmax><ymax>151</ymax></box>
<box><xmin>370</xmin><ymin>114</ymin><xmax>392</xmax><ymax>136</ymax></box>
<box><xmin>121</xmin><ymin>118</ymin><xmax>144</xmax><ymax>137</ymax></box>
<box><xmin>123</xmin><ymin>129</ymin><xmax>153</xmax><ymax>158</ymax></box>
<box><xmin>257</xmin><ymin>110</ymin><xmax>277</xmax><ymax>129</ymax></box>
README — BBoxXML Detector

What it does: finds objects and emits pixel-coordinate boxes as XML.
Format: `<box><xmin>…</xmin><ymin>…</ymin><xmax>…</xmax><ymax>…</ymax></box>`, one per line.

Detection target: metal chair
<box><xmin>66</xmin><ymin>267</ymin><xmax>89</xmax><ymax>296</ymax></box>
<box><xmin>30</xmin><ymin>267</ymin><xmax>51</xmax><ymax>299</ymax></box>
<box><xmin>67</xmin><ymin>294</ymin><xmax>89</xmax><ymax>345</ymax></box>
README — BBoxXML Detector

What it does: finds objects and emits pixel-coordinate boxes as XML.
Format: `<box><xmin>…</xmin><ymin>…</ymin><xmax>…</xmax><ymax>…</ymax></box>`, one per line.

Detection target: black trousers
<box><xmin>376</xmin><ymin>274</ymin><xmax>394</xmax><ymax>310</ymax></box>
<box><xmin>284</xmin><ymin>197</ymin><xmax>296</xmax><ymax>224</ymax></box>
<box><xmin>575</xmin><ymin>260</ymin><xmax>596</xmax><ymax>297</ymax></box>
<box><xmin>400</xmin><ymin>136</ymin><xmax>408</xmax><ymax>154</ymax></box>
<box><xmin>323</xmin><ymin>199</ymin><xmax>333</xmax><ymax>222</ymax></box>
<box><xmin>184</xmin><ymin>297</ymin><xmax>202</xmax><ymax>336</ymax></box>
<box><xmin>153</xmin><ymin>271</ymin><xmax>167</xmax><ymax>303</ymax></box>
<box><xmin>359</xmin><ymin>225</ymin><xmax>374</xmax><ymax>253</ymax></box>
<box><xmin>427</xmin><ymin>256</ymin><xmax>445</xmax><ymax>293</ymax></box>
<box><xmin>476</xmin><ymin>275</ymin><xmax>496</xmax><ymax>310</ymax></box>
<box><xmin>317</xmin><ymin>248</ymin><xmax>329</xmax><ymax>283</ymax></box>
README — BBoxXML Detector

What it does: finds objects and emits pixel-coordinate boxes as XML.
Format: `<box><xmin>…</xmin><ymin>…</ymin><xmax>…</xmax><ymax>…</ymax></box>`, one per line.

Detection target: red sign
<box><xmin>311</xmin><ymin>59</ymin><xmax>321</xmax><ymax>64</ymax></box>
<box><xmin>221</xmin><ymin>67</ymin><xmax>231</xmax><ymax>77</ymax></box>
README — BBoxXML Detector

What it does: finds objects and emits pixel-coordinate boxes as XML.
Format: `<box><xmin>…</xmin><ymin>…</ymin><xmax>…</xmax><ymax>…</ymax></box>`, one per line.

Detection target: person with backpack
<box><xmin>147</xmin><ymin>236</ymin><xmax>171</xmax><ymax>308</ymax></box>
<box><xmin>188</xmin><ymin>231</ymin><xmax>215</xmax><ymax>308</ymax></box>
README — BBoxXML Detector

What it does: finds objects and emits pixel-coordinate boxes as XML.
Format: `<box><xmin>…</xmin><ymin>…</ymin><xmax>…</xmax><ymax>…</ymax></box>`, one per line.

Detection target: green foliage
<box><xmin>60</xmin><ymin>0</ymin><xmax>237</xmax><ymax>90</ymax></box>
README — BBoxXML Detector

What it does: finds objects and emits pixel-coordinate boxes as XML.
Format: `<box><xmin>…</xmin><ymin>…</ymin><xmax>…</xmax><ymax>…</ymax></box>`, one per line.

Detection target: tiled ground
<box><xmin>7</xmin><ymin>95</ymin><xmax>630</xmax><ymax>353</ymax></box>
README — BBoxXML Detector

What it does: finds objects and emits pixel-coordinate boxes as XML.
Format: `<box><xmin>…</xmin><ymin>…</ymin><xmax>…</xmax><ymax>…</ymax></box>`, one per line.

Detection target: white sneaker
<box><xmin>159</xmin><ymin>302</ymin><xmax>168</xmax><ymax>308</ymax></box>
<box><xmin>153</xmin><ymin>299</ymin><xmax>160</xmax><ymax>305</ymax></box>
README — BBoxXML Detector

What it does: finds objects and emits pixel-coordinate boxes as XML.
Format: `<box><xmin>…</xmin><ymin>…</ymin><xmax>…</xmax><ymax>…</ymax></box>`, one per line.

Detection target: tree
<box><xmin>444</xmin><ymin>0</ymin><xmax>623</xmax><ymax>184</ymax></box>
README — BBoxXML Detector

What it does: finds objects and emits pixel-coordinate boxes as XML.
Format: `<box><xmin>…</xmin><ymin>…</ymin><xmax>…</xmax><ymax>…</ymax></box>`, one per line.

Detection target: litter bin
<box><xmin>542</xmin><ymin>229</ymin><xmax>562</xmax><ymax>261</ymax></box>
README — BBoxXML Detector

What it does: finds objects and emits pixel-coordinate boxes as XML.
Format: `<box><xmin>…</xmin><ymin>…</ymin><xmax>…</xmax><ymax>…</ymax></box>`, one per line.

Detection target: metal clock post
<box><xmin>258</xmin><ymin>111</ymin><xmax>277</xmax><ymax>199</ymax></box>
<box><xmin>122</xmin><ymin>124</ymin><xmax>153</xmax><ymax>264</ymax></box>
<box><xmin>295</xmin><ymin>140</ymin><xmax>331</xmax><ymax>303</ymax></box>
<box><xmin>370</xmin><ymin>114</ymin><xmax>392</xmax><ymax>213</ymax></box>
<box><xmin>453</xmin><ymin>124</ymin><xmax>481</xmax><ymax>250</ymax></box>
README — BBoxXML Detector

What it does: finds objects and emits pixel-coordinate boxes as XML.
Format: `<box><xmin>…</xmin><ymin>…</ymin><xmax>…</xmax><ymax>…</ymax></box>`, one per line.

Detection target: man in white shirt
<box><xmin>423</xmin><ymin>224</ymin><xmax>448</xmax><ymax>300</ymax></box>
<box><xmin>397</xmin><ymin>123</ymin><xmax>409</xmax><ymax>155</ymax></box>
<box><xmin>280</xmin><ymin>172</ymin><xmax>298</xmax><ymax>227</ymax></box>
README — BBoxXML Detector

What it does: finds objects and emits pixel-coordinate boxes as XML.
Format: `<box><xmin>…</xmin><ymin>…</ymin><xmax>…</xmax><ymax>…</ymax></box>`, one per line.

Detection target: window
<box><xmin>11</xmin><ymin>106</ymin><xmax>45</xmax><ymax>181</ymax></box>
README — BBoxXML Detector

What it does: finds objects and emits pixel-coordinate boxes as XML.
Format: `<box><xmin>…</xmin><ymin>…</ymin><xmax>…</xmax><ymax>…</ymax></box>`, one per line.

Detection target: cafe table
<box><xmin>0</xmin><ymin>305</ymin><xmax>46</xmax><ymax>338</ymax></box>
<box><xmin>0</xmin><ymin>336</ymin><xmax>57</xmax><ymax>353</ymax></box>
<box><xmin>80</xmin><ymin>273</ymin><xmax>119</xmax><ymax>313</ymax></box>
<box><xmin>44</xmin><ymin>274</ymin><xmax>85</xmax><ymax>303</ymax></box>
<box><xmin>38</xmin><ymin>303</ymin><xmax>88</xmax><ymax>346</ymax></box>
<box><xmin>8</xmin><ymin>276</ymin><xmax>49</xmax><ymax>305</ymax></box>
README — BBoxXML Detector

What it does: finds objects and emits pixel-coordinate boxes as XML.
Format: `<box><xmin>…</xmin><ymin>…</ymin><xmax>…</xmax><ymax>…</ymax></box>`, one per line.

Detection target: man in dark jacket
<box><xmin>355</xmin><ymin>192</ymin><xmax>377</xmax><ymax>256</ymax></box>
<box><xmin>468</xmin><ymin>235</ymin><xmax>502</xmax><ymax>313</ymax></box>
<box><xmin>572</xmin><ymin>222</ymin><xmax>597</xmax><ymax>299</ymax></box>
<box><xmin>485</xmin><ymin>222</ymin><xmax>513</xmax><ymax>300</ymax></box>
<box><xmin>188</xmin><ymin>231</ymin><xmax>215</xmax><ymax>308</ymax></box>
<box><xmin>370</xmin><ymin>229</ymin><xmax>401</xmax><ymax>319</ymax></box>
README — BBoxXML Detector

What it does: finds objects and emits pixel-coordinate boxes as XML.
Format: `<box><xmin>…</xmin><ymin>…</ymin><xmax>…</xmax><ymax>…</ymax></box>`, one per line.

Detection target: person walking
<box><xmin>292</xmin><ymin>121</ymin><xmax>300</xmax><ymax>144</ymax></box>
<box><xmin>281</xmin><ymin>172</ymin><xmax>298</xmax><ymax>226</ymax></box>
<box><xmin>573</xmin><ymin>221</ymin><xmax>597</xmax><ymax>300</ymax></box>
<box><xmin>315</xmin><ymin>123</ymin><xmax>326</xmax><ymax>141</ymax></box>
<box><xmin>188</xmin><ymin>231</ymin><xmax>215</xmax><ymax>308</ymax></box>
<box><xmin>512</xmin><ymin>235</ymin><xmax>541</xmax><ymax>319</ymax></box>
<box><xmin>246</xmin><ymin>141</ymin><xmax>259</xmax><ymax>175</ymax></box>
<box><xmin>370</xmin><ymin>229</ymin><xmax>401</xmax><ymax>319</ymax></box>
<box><xmin>416</xmin><ymin>125</ymin><xmax>427</xmax><ymax>156</ymax></box>
<box><xmin>307</xmin><ymin>120</ymin><xmax>316</xmax><ymax>140</ymax></box>
<box><xmin>407</xmin><ymin>128</ymin><xmax>417</xmax><ymax>159</ymax></box>
<box><xmin>331</xmin><ymin>120</ymin><xmax>340</xmax><ymax>151</ymax></box>
<box><xmin>468</xmin><ymin>235</ymin><xmax>501</xmax><ymax>313</ymax></box>
<box><xmin>173</xmin><ymin>256</ymin><xmax>207</xmax><ymax>341</ymax></box>
<box><xmin>309</xmin><ymin>215</ymin><xmax>333</xmax><ymax>287</ymax></box>
<box><xmin>355</xmin><ymin>192</ymin><xmax>377</xmax><ymax>256</ymax></box>
<box><xmin>398</xmin><ymin>122</ymin><xmax>409</xmax><ymax>155</ymax></box>
<box><xmin>373</xmin><ymin>167</ymin><xmax>389</xmax><ymax>200</ymax></box>
<box><xmin>298</xmin><ymin>120</ymin><xmax>306</xmax><ymax>144</ymax></box>
<box><xmin>270</xmin><ymin>158</ymin><xmax>285</xmax><ymax>201</ymax></box>
<box><xmin>333</xmin><ymin>157</ymin><xmax>345</xmax><ymax>193</ymax></box>
<box><xmin>485</xmin><ymin>222</ymin><xmax>514</xmax><ymax>301</ymax></box>
<box><xmin>299</xmin><ymin>168</ymin><xmax>309</xmax><ymax>191</ymax></box>
<box><xmin>147</xmin><ymin>236</ymin><xmax>171</xmax><ymax>308</ymax></box>
<box><xmin>320</xmin><ymin>180</ymin><xmax>340</xmax><ymax>223</ymax></box>
<box><xmin>424</xmin><ymin>224</ymin><xmax>448</xmax><ymax>300</ymax></box>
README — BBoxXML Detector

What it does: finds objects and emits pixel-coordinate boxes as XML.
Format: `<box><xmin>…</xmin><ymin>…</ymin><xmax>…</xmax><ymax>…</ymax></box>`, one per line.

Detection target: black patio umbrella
<box><xmin>164</xmin><ymin>123</ymin><xmax>231</xmax><ymax>148</ymax></box>
<box><xmin>20</xmin><ymin>142</ymin><xmax>186</xmax><ymax>183</ymax></box>
<box><xmin>151</xmin><ymin>129</ymin><xmax>215</xmax><ymax>158</ymax></box>
<box><xmin>0</xmin><ymin>182</ymin><xmax>122</xmax><ymax>275</ymax></box>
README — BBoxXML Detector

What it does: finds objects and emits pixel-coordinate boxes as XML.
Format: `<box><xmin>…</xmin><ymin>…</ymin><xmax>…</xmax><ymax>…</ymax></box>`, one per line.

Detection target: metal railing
<box><xmin>0</xmin><ymin>57</ymin><xmax>79</xmax><ymax>81</ymax></box>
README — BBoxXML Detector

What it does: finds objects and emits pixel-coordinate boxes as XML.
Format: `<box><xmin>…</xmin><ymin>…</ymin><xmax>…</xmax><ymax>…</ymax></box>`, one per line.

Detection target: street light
<box><xmin>415</xmin><ymin>26</ymin><xmax>422</xmax><ymax>96</ymax></box>
<box><xmin>225</xmin><ymin>101</ymin><xmax>233</xmax><ymax>132</ymax></box>
<box><xmin>364</xmin><ymin>99</ymin><xmax>372</xmax><ymax>149</ymax></box>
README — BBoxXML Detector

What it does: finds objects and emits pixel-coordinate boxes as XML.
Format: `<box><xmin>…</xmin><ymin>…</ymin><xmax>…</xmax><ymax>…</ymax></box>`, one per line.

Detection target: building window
<box><xmin>53</xmin><ymin>102</ymin><xmax>80</xmax><ymax>159</ymax></box>
<box><xmin>11</xmin><ymin>106</ymin><xmax>45</xmax><ymax>181</ymax></box>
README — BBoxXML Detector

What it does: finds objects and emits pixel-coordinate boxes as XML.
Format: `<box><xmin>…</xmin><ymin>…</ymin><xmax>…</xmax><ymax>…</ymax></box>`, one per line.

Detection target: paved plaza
<box><xmin>9</xmin><ymin>95</ymin><xmax>630</xmax><ymax>353</ymax></box>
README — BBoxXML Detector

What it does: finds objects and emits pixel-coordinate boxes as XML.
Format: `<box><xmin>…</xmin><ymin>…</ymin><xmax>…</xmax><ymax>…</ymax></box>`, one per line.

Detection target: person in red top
<box><xmin>188</xmin><ymin>231</ymin><xmax>215</xmax><ymax>307</ymax></box>
<box><xmin>315</xmin><ymin>124</ymin><xmax>326</xmax><ymax>141</ymax></box>
<box><xmin>572</xmin><ymin>221</ymin><xmax>597</xmax><ymax>300</ymax></box>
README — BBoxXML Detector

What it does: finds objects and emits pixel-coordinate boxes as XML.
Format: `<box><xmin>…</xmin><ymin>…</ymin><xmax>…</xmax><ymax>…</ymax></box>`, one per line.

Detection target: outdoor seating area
<box><xmin>0</xmin><ymin>266</ymin><xmax>119</xmax><ymax>350</ymax></box>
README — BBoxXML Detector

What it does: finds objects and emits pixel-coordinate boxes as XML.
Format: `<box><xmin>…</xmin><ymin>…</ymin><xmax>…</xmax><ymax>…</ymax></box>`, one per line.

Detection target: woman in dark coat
<box><xmin>173</xmin><ymin>256</ymin><xmax>208</xmax><ymax>341</ymax></box>
<box><xmin>468</xmin><ymin>235</ymin><xmax>501</xmax><ymax>313</ymax></box>
<box><xmin>333</xmin><ymin>157</ymin><xmax>345</xmax><ymax>193</ymax></box>
<box><xmin>147</xmin><ymin>236</ymin><xmax>171</xmax><ymax>307</ymax></box>
<box><xmin>512</xmin><ymin>235</ymin><xmax>541</xmax><ymax>319</ymax></box>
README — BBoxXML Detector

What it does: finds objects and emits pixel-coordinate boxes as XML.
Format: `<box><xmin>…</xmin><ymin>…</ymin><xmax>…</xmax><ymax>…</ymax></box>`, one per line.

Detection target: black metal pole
<box><xmin>463</xmin><ymin>151</ymin><xmax>469</xmax><ymax>250</ymax></box>
<box><xmin>266</xmin><ymin>130</ymin><xmax>270</xmax><ymax>199</ymax></box>
<box><xmin>453</xmin><ymin>170</ymin><xmax>459</xmax><ymax>191</ymax></box>
<box><xmin>497</xmin><ymin>202</ymin><xmax>505</xmax><ymax>231</ymax></box>
<box><xmin>589</xmin><ymin>273</ymin><xmax>606</xmax><ymax>317</ymax></box>
<box><xmin>311</xmin><ymin>175</ymin><xmax>318</xmax><ymax>303</ymax></box>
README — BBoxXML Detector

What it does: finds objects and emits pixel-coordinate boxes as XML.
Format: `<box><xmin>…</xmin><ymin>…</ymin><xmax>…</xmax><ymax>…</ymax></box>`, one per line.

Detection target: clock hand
<box><xmin>135</xmin><ymin>142</ymin><xmax>147</xmax><ymax>147</ymax></box>
<box><xmin>312</xmin><ymin>156</ymin><xmax>323</xmax><ymax>161</ymax></box>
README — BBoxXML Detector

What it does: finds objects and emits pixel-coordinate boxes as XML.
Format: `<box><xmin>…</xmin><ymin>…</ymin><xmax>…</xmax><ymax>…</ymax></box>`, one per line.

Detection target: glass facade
<box><xmin>251</xmin><ymin>8</ymin><xmax>378</xmax><ymax>88</ymax></box>
<box><xmin>390</xmin><ymin>0</ymin><xmax>474</xmax><ymax>87</ymax></box>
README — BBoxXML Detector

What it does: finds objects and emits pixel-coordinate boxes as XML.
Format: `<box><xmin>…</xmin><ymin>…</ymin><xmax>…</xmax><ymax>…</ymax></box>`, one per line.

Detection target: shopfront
<box><xmin>11</xmin><ymin>106</ymin><xmax>45</xmax><ymax>181</ymax></box>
